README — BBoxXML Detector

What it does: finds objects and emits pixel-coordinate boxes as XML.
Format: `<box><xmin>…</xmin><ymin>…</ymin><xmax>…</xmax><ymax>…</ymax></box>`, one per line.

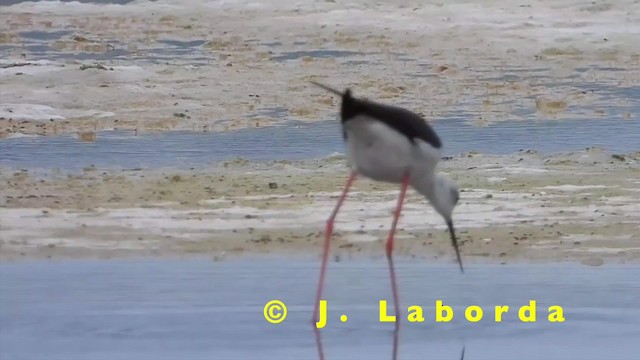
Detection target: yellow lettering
<box><xmin>315</xmin><ymin>300</ymin><xmax>327</xmax><ymax>329</ymax></box>
<box><xmin>495</xmin><ymin>305</ymin><xmax>509</xmax><ymax>322</ymax></box>
<box><xmin>435</xmin><ymin>300</ymin><xmax>453</xmax><ymax>322</ymax></box>
<box><xmin>518</xmin><ymin>300</ymin><xmax>536</xmax><ymax>322</ymax></box>
<box><xmin>548</xmin><ymin>306</ymin><xmax>565</xmax><ymax>322</ymax></box>
<box><xmin>379</xmin><ymin>300</ymin><xmax>396</xmax><ymax>323</ymax></box>
<box><xmin>407</xmin><ymin>306</ymin><xmax>424</xmax><ymax>322</ymax></box>
<box><xmin>465</xmin><ymin>306</ymin><xmax>483</xmax><ymax>322</ymax></box>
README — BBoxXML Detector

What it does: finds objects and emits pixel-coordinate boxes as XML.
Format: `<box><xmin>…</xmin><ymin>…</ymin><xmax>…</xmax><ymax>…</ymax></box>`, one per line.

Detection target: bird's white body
<box><xmin>342</xmin><ymin>114</ymin><xmax>459</xmax><ymax>233</ymax></box>
<box><xmin>343</xmin><ymin>115</ymin><xmax>442</xmax><ymax>184</ymax></box>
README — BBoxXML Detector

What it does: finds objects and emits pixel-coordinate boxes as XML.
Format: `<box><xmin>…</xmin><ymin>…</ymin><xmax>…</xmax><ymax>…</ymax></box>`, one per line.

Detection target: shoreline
<box><xmin>2</xmin><ymin>148</ymin><xmax>639</xmax><ymax>264</ymax></box>
<box><xmin>2</xmin><ymin>251</ymin><xmax>639</xmax><ymax>267</ymax></box>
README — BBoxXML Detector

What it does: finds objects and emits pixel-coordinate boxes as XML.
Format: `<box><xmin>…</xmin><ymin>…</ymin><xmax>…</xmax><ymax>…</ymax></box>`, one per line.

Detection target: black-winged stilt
<box><xmin>308</xmin><ymin>81</ymin><xmax>463</xmax><ymax>336</ymax></box>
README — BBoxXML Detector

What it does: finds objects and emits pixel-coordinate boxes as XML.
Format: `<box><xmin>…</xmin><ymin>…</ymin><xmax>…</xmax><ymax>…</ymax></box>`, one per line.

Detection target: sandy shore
<box><xmin>2</xmin><ymin>148</ymin><xmax>639</xmax><ymax>264</ymax></box>
<box><xmin>1</xmin><ymin>0</ymin><xmax>639</xmax><ymax>137</ymax></box>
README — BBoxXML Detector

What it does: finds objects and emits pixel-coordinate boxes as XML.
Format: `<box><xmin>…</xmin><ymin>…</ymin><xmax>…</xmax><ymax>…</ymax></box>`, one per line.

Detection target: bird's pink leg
<box><xmin>386</xmin><ymin>173</ymin><xmax>409</xmax><ymax>341</ymax></box>
<box><xmin>312</xmin><ymin>171</ymin><xmax>357</xmax><ymax>325</ymax></box>
<box><xmin>313</xmin><ymin>325</ymin><xmax>325</xmax><ymax>360</ymax></box>
<box><xmin>392</xmin><ymin>325</ymin><xmax>400</xmax><ymax>360</ymax></box>
<box><xmin>313</xmin><ymin>171</ymin><xmax>356</xmax><ymax>360</ymax></box>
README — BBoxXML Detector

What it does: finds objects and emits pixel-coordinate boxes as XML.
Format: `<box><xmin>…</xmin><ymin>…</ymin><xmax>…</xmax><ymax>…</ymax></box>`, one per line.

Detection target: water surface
<box><xmin>1</xmin><ymin>115</ymin><xmax>638</xmax><ymax>171</ymax></box>
<box><xmin>1</xmin><ymin>259</ymin><xmax>639</xmax><ymax>360</ymax></box>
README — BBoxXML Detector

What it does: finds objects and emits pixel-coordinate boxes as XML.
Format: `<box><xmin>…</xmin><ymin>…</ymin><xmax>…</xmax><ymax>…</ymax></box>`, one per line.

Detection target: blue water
<box><xmin>1</xmin><ymin>115</ymin><xmax>638</xmax><ymax>171</ymax></box>
<box><xmin>1</xmin><ymin>259</ymin><xmax>639</xmax><ymax>360</ymax></box>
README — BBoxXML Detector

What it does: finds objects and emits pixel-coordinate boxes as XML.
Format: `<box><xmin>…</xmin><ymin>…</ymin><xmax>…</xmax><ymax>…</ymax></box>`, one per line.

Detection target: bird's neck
<box><xmin>409</xmin><ymin>170</ymin><xmax>438</xmax><ymax>200</ymax></box>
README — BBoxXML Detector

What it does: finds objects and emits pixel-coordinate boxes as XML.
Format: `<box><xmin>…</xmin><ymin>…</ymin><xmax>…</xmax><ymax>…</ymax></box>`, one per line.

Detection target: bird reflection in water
<box><xmin>313</xmin><ymin>323</ymin><xmax>465</xmax><ymax>360</ymax></box>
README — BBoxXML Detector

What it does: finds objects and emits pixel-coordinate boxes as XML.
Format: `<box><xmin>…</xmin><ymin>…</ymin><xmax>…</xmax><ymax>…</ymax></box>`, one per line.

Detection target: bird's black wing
<box><xmin>343</xmin><ymin>95</ymin><xmax>442</xmax><ymax>149</ymax></box>
<box><xmin>307</xmin><ymin>81</ymin><xmax>441</xmax><ymax>148</ymax></box>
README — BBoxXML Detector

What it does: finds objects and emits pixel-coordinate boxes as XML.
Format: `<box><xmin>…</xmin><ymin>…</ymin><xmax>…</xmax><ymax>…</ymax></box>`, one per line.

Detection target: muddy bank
<box><xmin>1</xmin><ymin>148</ymin><xmax>639</xmax><ymax>264</ymax></box>
<box><xmin>1</xmin><ymin>0</ymin><xmax>639</xmax><ymax>137</ymax></box>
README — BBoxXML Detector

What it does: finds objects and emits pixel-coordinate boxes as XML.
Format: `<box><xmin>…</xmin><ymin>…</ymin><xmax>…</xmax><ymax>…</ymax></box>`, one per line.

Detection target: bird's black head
<box><xmin>340</xmin><ymin>88</ymin><xmax>362</xmax><ymax>123</ymax></box>
<box><xmin>307</xmin><ymin>81</ymin><xmax>361</xmax><ymax>123</ymax></box>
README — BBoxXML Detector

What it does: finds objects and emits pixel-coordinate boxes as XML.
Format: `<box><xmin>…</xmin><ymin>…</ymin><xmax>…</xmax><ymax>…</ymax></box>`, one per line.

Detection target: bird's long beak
<box><xmin>307</xmin><ymin>81</ymin><xmax>344</xmax><ymax>96</ymax></box>
<box><xmin>447</xmin><ymin>219</ymin><xmax>464</xmax><ymax>273</ymax></box>
<box><xmin>460</xmin><ymin>346</ymin><xmax>465</xmax><ymax>360</ymax></box>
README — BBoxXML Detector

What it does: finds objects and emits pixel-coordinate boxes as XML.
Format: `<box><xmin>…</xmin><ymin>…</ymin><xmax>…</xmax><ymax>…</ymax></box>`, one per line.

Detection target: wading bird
<box><xmin>308</xmin><ymin>82</ymin><xmax>464</xmax><ymax>347</ymax></box>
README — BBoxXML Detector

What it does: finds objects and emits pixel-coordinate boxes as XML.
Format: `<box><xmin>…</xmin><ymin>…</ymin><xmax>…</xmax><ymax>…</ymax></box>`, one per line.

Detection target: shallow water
<box><xmin>0</xmin><ymin>43</ymin><xmax>211</xmax><ymax>64</ymax></box>
<box><xmin>1</xmin><ymin>259</ymin><xmax>639</xmax><ymax>360</ymax></box>
<box><xmin>1</xmin><ymin>115</ymin><xmax>639</xmax><ymax>171</ymax></box>
<box><xmin>2</xmin><ymin>27</ymin><xmax>370</xmax><ymax>65</ymax></box>
<box><xmin>271</xmin><ymin>50</ymin><xmax>363</xmax><ymax>61</ymax></box>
